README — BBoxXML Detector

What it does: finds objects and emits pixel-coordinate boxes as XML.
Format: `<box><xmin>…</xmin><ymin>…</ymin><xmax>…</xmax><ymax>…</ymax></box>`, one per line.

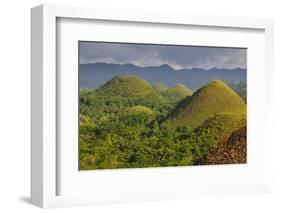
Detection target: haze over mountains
<box><xmin>80</xmin><ymin>62</ymin><xmax>246</xmax><ymax>91</ymax></box>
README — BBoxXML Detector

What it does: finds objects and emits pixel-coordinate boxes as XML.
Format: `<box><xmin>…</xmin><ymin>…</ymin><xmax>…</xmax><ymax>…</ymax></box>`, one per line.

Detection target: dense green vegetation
<box><xmin>79</xmin><ymin>76</ymin><xmax>246</xmax><ymax>170</ymax></box>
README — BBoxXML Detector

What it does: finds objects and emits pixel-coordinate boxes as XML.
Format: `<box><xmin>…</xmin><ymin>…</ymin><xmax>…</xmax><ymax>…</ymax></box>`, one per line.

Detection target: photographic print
<box><xmin>79</xmin><ymin>42</ymin><xmax>247</xmax><ymax>170</ymax></box>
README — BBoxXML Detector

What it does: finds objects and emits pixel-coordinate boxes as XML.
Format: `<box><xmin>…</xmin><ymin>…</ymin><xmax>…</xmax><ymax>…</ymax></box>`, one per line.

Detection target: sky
<box><xmin>79</xmin><ymin>42</ymin><xmax>246</xmax><ymax>70</ymax></box>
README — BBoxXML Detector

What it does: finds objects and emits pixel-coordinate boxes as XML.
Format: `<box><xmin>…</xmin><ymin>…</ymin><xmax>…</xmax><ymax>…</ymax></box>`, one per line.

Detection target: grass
<box><xmin>161</xmin><ymin>80</ymin><xmax>246</xmax><ymax>129</ymax></box>
<box><xmin>165</xmin><ymin>83</ymin><xmax>192</xmax><ymax>97</ymax></box>
<box><xmin>125</xmin><ymin>105</ymin><xmax>154</xmax><ymax>115</ymax></box>
<box><xmin>190</xmin><ymin>112</ymin><xmax>246</xmax><ymax>161</ymax></box>
<box><xmin>96</xmin><ymin>75</ymin><xmax>153</xmax><ymax>97</ymax></box>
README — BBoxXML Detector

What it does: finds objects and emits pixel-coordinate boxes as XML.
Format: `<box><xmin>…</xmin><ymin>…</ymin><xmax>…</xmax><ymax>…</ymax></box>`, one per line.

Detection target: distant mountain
<box><xmin>161</xmin><ymin>80</ymin><xmax>246</xmax><ymax>129</ymax></box>
<box><xmin>79</xmin><ymin>63</ymin><xmax>246</xmax><ymax>91</ymax></box>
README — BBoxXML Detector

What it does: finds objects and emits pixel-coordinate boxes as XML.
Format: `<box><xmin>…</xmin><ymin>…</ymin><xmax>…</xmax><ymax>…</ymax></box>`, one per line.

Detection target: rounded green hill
<box><xmin>96</xmin><ymin>75</ymin><xmax>153</xmax><ymax>97</ymax></box>
<box><xmin>161</xmin><ymin>80</ymin><xmax>246</xmax><ymax>129</ymax></box>
<box><xmin>124</xmin><ymin>105</ymin><xmax>153</xmax><ymax>115</ymax></box>
<box><xmin>166</xmin><ymin>83</ymin><xmax>192</xmax><ymax>97</ymax></box>
<box><xmin>161</xmin><ymin>83</ymin><xmax>192</xmax><ymax>104</ymax></box>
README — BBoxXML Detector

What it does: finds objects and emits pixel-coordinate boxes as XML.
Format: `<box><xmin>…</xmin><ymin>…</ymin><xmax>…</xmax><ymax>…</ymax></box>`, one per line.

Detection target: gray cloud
<box><xmin>79</xmin><ymin>42</ymin><xmax>246</xmax><ymax>70</ymax></box>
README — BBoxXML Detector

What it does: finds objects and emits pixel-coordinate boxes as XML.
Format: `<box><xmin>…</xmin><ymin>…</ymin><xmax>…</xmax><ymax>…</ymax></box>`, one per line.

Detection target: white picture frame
<box><xmin>31</xmin><ymin>4</ymin><xmax>274</xmax><ymax>208</ymax></box>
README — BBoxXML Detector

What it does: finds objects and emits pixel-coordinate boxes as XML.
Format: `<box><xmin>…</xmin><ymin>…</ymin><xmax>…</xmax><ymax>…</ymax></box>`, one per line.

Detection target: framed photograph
<box><xmin>31</xmin><ymin>4</ymin><xmax>274</xmax><ymax>208</ymax></box>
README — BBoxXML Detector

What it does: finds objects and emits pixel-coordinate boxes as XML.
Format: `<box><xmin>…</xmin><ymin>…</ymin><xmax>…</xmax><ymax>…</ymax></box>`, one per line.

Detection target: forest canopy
<box><xmin>79</xmin><ymin>75</ymin><xmax>246</xmax><ymax>170</ymax></box>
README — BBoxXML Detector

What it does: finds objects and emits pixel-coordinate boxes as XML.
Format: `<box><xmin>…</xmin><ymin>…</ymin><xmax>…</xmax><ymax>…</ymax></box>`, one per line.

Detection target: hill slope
<box><xmin>124</xmin><ymin>105</ymin><xmax>153</xmax><ymax>115</ymax></box>
<box><xmin>161</xmin><ymin>80</ymin><xmax>246</xmax><ymax>129</ymax></box>
<box><xmin>95</xmin><ymin>75</ymin><xmax>153</xmax><ymax>97</ymax></box>
<box><xmin>161</xmin><ymin>83</ymin><xmax>192</xmax><ymax>104</ymax></box>
<box><xmin>166</xmin><ymin>83</ymin><xmax>192</xmax><ymax>96</ymax></box>
<box><xmin>190</xmin><ymin>112</ymin><xmax>246</xmax><ymax>161</ymax></box>
<box><xmin>197</xmin><ymin>126</ymin><xmax>247</xmax><ymax>165</ymax></box>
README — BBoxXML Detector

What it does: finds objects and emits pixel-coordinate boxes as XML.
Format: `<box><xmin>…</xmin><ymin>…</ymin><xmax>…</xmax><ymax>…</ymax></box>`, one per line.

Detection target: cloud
<box><xmin>79</xmin><ymin>42</ymin><xmax>246</xmax><ymax>70</ymax></box>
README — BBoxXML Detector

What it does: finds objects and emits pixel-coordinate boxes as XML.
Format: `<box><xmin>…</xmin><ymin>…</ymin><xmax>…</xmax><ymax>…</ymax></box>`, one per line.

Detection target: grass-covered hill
<box><xmin>124</xmin><ymin>105</ymin><xmax>154</xmax><ymax>115</ymax></box>
<box><xmin>95</xmin><ymin>75</ymin><xmax>153</xmax><ymax>97</ymax></box>
<box><xmin>80</xmin><ymin>76</ymin><xmax>192</xmax><ymax>125</ymax></box>
<box><xmin>166</xmin><ymin>83</ymin><xmax>192</xmax><ymax>97</ymax></box>
<box><xmin>161</xmin><ymin>80</ymin><xmax>246</xmax><ymax>129</ymax></box>
<box><xmin>158</xmin><ymin>83</ymin><xmax>192</xmax><ymax>106</ymax></box>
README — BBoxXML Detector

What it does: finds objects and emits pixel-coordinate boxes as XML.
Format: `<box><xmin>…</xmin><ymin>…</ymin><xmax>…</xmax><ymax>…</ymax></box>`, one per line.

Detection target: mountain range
<box><xmin>79</xmin><ymin>62</ymin><xmax>246</xmax><ymax>91</ymax></box>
